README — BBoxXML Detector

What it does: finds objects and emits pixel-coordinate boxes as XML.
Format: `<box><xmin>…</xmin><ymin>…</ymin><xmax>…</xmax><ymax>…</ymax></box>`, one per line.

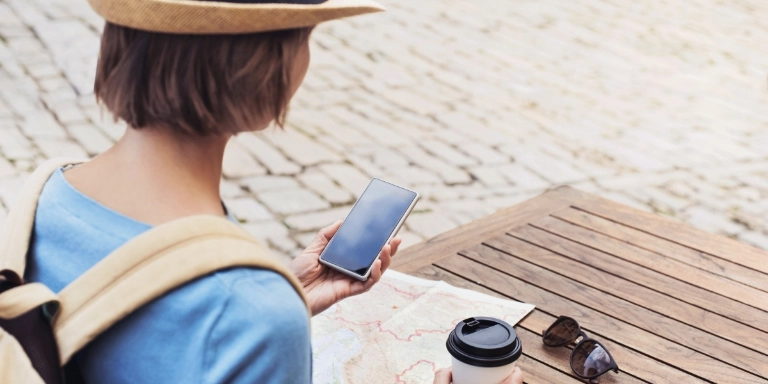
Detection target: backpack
<box><xmin>0</xmin><ymin>158</ymin><xmax>309</xmax><ymax>384</ymax></box>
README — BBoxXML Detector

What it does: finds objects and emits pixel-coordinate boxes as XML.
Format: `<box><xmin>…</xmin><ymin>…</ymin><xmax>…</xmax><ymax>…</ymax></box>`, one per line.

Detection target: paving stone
<box><xmin>400</xmin><ymin>146</ymin><xmax>471</xmax><ymax>184</ymax></box>
<box><xmin>12</xmin><ymin>159</ymin><xmax>36</xmax><ymax>173</ymax></box>
<box><xmin>318</xmin><ymin>163</ymin><xmax>371</xmax><ymax>196</ymax></box>
<box><xmin>420</xmin><ymin>139</ymin><xmax>478</xmax><ymax>167</ymax></box>
<box><xmin>739</xmin><ymin>231</ymin><xmax>768</xmax><ymax>251</ymax></box>
<box><xmin>38</xmin><ymin>77</ymin><xmax>70</xmax><ymax>92</ymax></box>
<box><xmin>94</xmin><ymin>119</ymin><xmax>127</xmax><ymax>142</ymax></box>
<box><xmin>52</xmin><ymin>103</ymin><xmax>87</xmax><ymax>125</ymax></box>
<box><xmin>513</xmin><ymin>151</ymin><xmax>588</xmax><ymax>184</ymax></box>
<box><xmin>483</xmin><ymin>193</ymin><xmax>542</xmax><ymax>211</ymax></box>
<box><xmin>393</xmin><ymin>228</ymin><xmax>424</xmax><ymax>250</ymax></box>
<box><xmin>367</xmin><ymin>147</ymin><xmax>410</xmax><ymax>168</ymax></box>
<box><xmin>417</xmin><ymin>184</ymin><xmax>461</xmax><ymax>201</ymax></box>
<box><xmin>0</xmin><ymin>203</ymin><xmax>7</xmax><ymax>226</ymax></box>
<box><xmin>294</xmin><ymin>232</ymin><xmax>319</xmax><ymax>249</ymax></box>
<box><xmin>635</xmin><ymin>187</ymin><xmax>692</xmax><ymax>212</ymax></box>
<box><xmin>21</xmin><ymin>113</ymin><xmax>68</xmax><ymax>139</ymax></box>
<box><xmin>0</xmin><ymin>157</ymin><xmax>16</xmax><ymax>179</ymax></box>
<box><xmin>736</xmin><ymin>173</ymin><xmax>768</xmax><ymax>191</ymax></box>
<box><xmin>341</xmin><ymin>154</ymin><xmax>383</xmax><ymax>179</ymax></box>
<box><xmin>443</xmin><ymin>199</ymin><xmax>496</xmax><ymax>222</ymax></box>
<box><xmin>0</xmin><ymin>127</ymin><xmax>36</xmax><ymax>159</ymax></box>
<box><xmin>731</xmin><ymin>211</ymin><xmax>765</xmax><ymax>231</ymax></box>
<box><xmin>25</xmin><ymin>62</ymin><xmax>60</xmax><ymax>79</ymax></box>
<box><xmin>34</xmin><ymin>138</ymin><xmax>88</xmax><ymax>158</ymax></box>
<box><xmin>297</xmin><ymin>170</ymin><xmax>354</xmax><ymax>205</ymax></box>
<box><xmin>224</xmin><ymin>197</ymin><xmax>273</xmax><ymax>222</ymax></box>
<box><xmin>732</xmin><ymin>186</ymin><xmax>763</xmax><ymax>202</ymax></box>
<box><xmin>405</xmin><ymin>211</ymin><xmax>460</xmax><ymax>239</ymax></box>
<box><xmin>241</xmin><ymin>221</ymin><xmax>298</xmax><ymax>254</ymax></box>
<box><xmin>284</xmin><ymin>206</ymin><xmax>351</xmax><ymax>232</ymax></box>
<box><xmin>382</xmin><ymin>166</ymin><xmax>442</xmax><ymax>188</ymax></box>
<box><xmin>495</xmin><ymin>164</ymin><xmax>550</xmax><ymax>190</ymax></box>
<box><xmin>682</xmin><ymin>206</ymin><xmax>745</xmax><ymax>236</ymax></box>
<box><xmin>379</xmin><ymin>88</ymin><xmax>446</xmax><ymax>116</ymax></box>
<box><xmin>241</xmin><ymin>175</ymin><xmax>300</xmax><ymax>193</ymax></box>
<box><xmin>593</xmin><ymin>191</ymin><xmax>653</xmax><ymax>213</ymax></box>
<box><xmin>460</xmin><ymin>143</ymin><xmax>510</xmax><ymax>165</ymax></box>
<box><xmin>663</xmin><ymin>180</ymin><xmax>698</xmax><ymax>198</ymax></box>
<box><xmin>468</xmin><ymin>166</ymin><xmax>508</xmax><ymax>188</ymax></box>
<box><xmin>235</xmin><ymin>133</ymin><xmax>301</xmax><ymax>175</ymax></box>
<box><xmin>0</xmin><ymin>177</ymin><xmax>24</xmax><ymax>207</ymax></box>
<box><xmin>258</xmin><ymin>188</ymin><xmax>330</xmax><ymax>215</ymax></box>
<box><xmin>219</xmin><ymin>179</ymin><xmax>245</xmax><ymax>199</ymax></box>
<box><xmin>67</xmin><ymin>123</ymin><xmax>112</xmax><ymax>155</ymax></box>
<box><xmin>260</xmin><ymin>129</ymin><xmax>340</xmax><ymax>166</ymax></box>
<box><xmin>222</xmin><ymin>139</ymin><xmax>267</xmax><ymax>178</ymax></box>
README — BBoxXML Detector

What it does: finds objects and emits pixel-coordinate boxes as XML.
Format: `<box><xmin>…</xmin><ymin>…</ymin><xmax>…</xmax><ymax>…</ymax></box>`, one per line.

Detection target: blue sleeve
<box><xmin>203</xmin><ymin>271</ymin><xmax>312</xmax><ymax>384</ymax></box>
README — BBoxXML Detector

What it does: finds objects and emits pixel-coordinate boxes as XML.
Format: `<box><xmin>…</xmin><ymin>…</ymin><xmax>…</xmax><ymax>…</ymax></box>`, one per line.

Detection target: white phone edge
<box><xmin>318</xmin><ymin>179</ymin><xmax>420</xmax><ymax>282</ymax></box>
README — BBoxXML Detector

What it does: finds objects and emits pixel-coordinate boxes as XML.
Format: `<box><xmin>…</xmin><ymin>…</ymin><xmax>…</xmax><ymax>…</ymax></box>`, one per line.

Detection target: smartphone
<box><xmin>319</xmin><ymin>178</ymin><xmax>419</xmax><ymax>281</ymax></box>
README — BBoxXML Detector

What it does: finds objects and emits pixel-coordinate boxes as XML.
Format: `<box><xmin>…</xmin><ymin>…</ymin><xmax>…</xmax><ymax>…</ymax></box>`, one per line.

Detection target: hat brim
<box><xmin>88</xmin><ymin>0</ymin><xmax>385</xmax><ymax>34</ymax></box>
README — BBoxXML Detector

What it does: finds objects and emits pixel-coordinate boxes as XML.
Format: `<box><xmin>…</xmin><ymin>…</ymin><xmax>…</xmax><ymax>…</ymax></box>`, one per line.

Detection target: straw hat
<box><xmin>88</xmin><ymin>0</ymin><xmax>385</xmax><ymax>34</ymax></box>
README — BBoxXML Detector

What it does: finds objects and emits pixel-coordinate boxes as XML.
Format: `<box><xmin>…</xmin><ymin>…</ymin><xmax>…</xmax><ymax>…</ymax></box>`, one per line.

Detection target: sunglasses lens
<box><xmin>572</xmin><ymin>340</ymin><xmax>612</xmax><ymax>377</ymax></box>
<box><xmin>543</xmin><ymin>317</ymin><xmax>580</xmax><ymax>346</ymax></box>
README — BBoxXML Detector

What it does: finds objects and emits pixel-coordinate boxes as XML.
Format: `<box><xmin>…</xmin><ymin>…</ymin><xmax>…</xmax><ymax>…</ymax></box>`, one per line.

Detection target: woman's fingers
<box><xmin>379</xmin><ymin>244</ymin><xmax>392</xmax><ymax>272</ymax></box>
<box><xmin>433</xmin><ymin>368</ymin><xmax>452</xmax><ymax>384</ymax></box>
<box><xmin>319</xmin><ymin>220</ymin><xmax>343</xmax><ymax>241</ymax></box>
<box><xmin>390</xmin><ymin>237</ymin><xmax>402</xmax><ymax>257</ymax></box>
<box><xmin>500</xmin><ymin>367</ymin><xmax>524</xmax><ymax>384</ymax></box>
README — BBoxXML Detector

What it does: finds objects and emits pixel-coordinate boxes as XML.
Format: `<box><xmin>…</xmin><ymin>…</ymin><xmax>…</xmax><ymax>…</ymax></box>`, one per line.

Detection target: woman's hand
<box><xmin>433</xmin><ymin>367</ymin><xmax>524</xmax><ymax>384</ymax></box>
<box><xmin>289</xmin><ymin>220</ymin><xmax>401</xmax><ymax>316</ymax></box>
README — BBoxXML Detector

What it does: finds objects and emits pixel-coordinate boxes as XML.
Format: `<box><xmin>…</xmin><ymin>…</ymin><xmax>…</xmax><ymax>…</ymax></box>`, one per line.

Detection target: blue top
<box><xmin>24</xmin><ymin>169</ymin><xmax>311</xmax><ymax>383</ymax></box>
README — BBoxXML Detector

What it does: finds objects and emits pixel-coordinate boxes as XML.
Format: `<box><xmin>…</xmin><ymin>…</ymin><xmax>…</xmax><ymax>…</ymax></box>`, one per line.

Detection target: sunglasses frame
<box><xmin>542</xmin><ymin>316</ymin><xmax>620</xmax><ymax>381</ymax></box>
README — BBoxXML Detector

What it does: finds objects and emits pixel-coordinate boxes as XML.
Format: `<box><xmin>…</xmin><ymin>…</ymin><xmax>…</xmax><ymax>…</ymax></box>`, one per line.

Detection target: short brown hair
<box><xmin>95</xmin><ymin>23</ymin><xmax>312</xmax><ymax>135</ymax></box>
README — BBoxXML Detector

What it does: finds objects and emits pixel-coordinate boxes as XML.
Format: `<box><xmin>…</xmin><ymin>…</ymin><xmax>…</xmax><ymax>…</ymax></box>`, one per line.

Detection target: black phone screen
<box><xmin>320</xmin><ymin>179</ymin><xmax>418</xmax><ymax>276</ymax></box>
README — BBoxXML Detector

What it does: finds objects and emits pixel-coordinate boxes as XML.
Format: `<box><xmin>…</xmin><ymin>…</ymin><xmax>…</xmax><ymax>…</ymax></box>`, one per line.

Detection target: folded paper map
<box><xmin>311</xmin><ymin>270</ymin><xmax>536</xmax><ymax>383</ymax></box>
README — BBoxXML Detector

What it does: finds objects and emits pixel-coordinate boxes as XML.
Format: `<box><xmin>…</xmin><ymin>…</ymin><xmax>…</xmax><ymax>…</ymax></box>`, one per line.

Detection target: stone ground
<box><xmin>0</xmin><ymin>0</ymin><xmax>766</xmax><ymax>263</ymax></box>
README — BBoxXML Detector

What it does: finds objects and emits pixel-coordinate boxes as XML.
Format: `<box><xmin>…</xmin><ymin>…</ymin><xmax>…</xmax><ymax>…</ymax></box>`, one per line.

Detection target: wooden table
<box><xmin>392</xmin><ymin>187</ymin><xmax>768</xmax><ymax>384</ymax></box>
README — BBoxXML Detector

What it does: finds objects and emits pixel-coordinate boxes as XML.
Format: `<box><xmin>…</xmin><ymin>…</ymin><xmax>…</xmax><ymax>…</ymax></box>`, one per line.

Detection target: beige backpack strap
<box><xmin>0</xmin><ymin>158</ymin><xmax>85</xmax><ymax>276</ymax></box>
<box><xmin>53</xmin><ymin>215</ymin><xmax>308</xmax><ymax>364</ymax></box>
<box><xmin>0</xmin><ymin>283</ymin><xmax>58</xmax><ymax>320</ymax></box>
<box><xmin>0</xmin><ymin>331</ymin><xmax>46</xmax><ymax>384</ymax></box>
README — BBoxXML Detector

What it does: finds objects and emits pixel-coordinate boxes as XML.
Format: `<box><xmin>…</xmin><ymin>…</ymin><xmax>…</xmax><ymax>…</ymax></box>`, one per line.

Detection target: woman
<box><xmin>25</xmin><ymin>0</ymin><xmax>524</xmax><ymax>382</ymax></box>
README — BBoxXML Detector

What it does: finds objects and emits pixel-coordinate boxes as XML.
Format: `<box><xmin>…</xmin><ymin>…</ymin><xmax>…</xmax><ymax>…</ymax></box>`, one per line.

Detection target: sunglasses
<box><xmin>542</xmin><ymin>316</ymin><xmax>619</xmax><ymax>382</ymax></box>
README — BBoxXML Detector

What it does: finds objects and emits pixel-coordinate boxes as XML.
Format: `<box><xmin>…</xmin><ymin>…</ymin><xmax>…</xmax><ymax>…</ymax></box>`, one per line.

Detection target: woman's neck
<box><xmin>64</xmin><ymin>126</ymin><xmax>231</xmax><ymax>226</ymax></box>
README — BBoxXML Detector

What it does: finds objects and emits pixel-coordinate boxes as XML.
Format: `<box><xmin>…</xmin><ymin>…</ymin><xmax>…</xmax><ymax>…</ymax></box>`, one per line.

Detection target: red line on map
<box><xmin>381</xmin><ymin>282</ymin><xmax>421</xmax><ymax>298</ymax></box>
<box><xmin>395</xmin><ymin>360</ymin><xmax>437</xmax><ymax>383</ymax></box>
<box><xmin>329</xmin><ymin>317</ymin><xmax>451</xmax><ymax>341</ymax></box>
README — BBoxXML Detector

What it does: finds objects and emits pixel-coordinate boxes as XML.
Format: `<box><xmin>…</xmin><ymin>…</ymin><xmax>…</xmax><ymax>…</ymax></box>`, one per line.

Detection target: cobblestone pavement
<box><xmin>0</xmin><ymin>0</ymin><xmax>766</xmax><ymax>262</ymax></box>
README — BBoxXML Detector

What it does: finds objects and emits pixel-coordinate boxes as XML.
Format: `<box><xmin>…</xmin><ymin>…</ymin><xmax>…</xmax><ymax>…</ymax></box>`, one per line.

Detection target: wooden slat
<box><xmin>414</xmin><ymin>266</ymin><xmax>701</xmax><ymax>384</ymax></box>
<box><xmin>516</xmin><ymin>355</ymin><xmax>580</xmax><ymax>384</ymax></box>
<box><xmin>392</xmin><ymin>187</ymin><xmax>573</xmax><ymax>272</ymax></box>
<box><xmin>555</xmin><ymin>187</ymin><xmax>768</xmax><ymax>274</ymax></box>
<box><xmin>483</xmin><ymin>232</ymin><xmax>768</xmax><ymax>354</ymax></box>
<box><xmin>554</xmin><ymin>208</ymin><xmax>768</xmax><ymax>292</ymax></box>
<box><xmin>531</xmin><ymin>214</ymin><xmax>768</xmax><ymax>312</ymax></box>
<box><xmin>509</xmin><ymin>223</ymin><xmax>768</xmax><ymax>334</ymax></box>
<box><xmin>440</xmin><ymin>251</ymin><xmax>767</xmax><ymax>383</ymax></box>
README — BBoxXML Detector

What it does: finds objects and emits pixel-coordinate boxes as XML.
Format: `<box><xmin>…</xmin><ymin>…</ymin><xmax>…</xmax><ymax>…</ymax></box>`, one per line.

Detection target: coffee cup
<box><xmin>446</xmin><ymin>317</ymin><xmax>522</xmax><ymax>384</ymax></box>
